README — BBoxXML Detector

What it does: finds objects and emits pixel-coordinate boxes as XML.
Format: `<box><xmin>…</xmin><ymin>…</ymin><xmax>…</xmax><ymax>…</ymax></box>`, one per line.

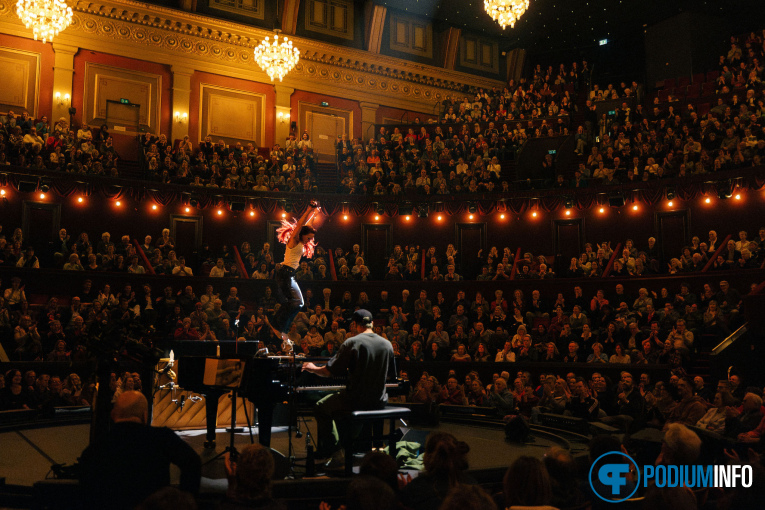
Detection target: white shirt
<box><xmin>283</xmin><ymin>242</ymin><xmax>304</xmax><ymax>270</ymax></box>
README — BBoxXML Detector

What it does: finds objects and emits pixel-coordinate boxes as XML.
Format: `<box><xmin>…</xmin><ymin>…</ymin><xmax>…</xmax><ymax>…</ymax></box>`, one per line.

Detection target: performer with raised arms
<box><xmin>268</xmin><ymin>201</ymin><xmax>321</xmax><ymax>348</ymax></box>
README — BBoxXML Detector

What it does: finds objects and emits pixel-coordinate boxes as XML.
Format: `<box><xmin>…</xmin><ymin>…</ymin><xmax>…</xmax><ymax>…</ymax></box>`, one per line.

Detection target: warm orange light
<box><xmin>152</xmin><ymin>204</ymin><xmax>157</xmax><ymax>210</ymax></box>
<box><xmin>437</xmin><ymin>215</ymin><xmax>443</xmax><ymax>221</ymax></box>
<box><xmin>500</xmin><ymin>214</ymin><xmax>505</xmax><ymax>219</ymax></box>
<box><xmin>735</xmin><ymin>194</ymin><xmax>741</xmax><ymax>200</ymax></box>
<box><xmin>532</xmin><ymin>212</ymin><xmax>537</xmax><ymax>217</ymax></box>
<box><xmin>39</xmin><ymin>193</ymin><xmax>46</xmax><ymax>199</ymax></box>
<box><xmin>667</xmin><ymin>201</ymin><xmax>673</xmax><ymax>207</ymax></box>
<box><xmin>343</xmin><ymin>215</ymin><xmax>348</xmax><ymax>221</ymax></box>
<box><xmin>633</xmin><ymin>205</ymin><xmax>638</xmax><ymax>211</ymax></box>
<box><xmin>599</xmin><ymin>207</ymin><xmax>605</xmax><ymax>213</ymax></box>
<box><xmin>705</xmin><ymin>197</ymin><xmax>711</xmax><ymax>204</ymax></box>
<box><xmin>469</xmin><ymin>214</ymin><xmax>474</xmax><ymax>220</ymax></box>
<box><xmin>405</xmin><ymin>215</ymin><xmax>410</xmax><ymax>221</ymax></box>
<box><xmin>115</xmin><ymin>201</ymin><xmax>121</xmax><ymax>206</ymax></box>
<box><xmin>77</xmin><ymin>196</ymin><xmax>83</xmax><ymax>203</ymax></box>
<box><xmin>375</xmin><ymin>215</ymin><xmax>379</xmax><ymax>220</ymax></box>
<box><xmin>0</xmin><ymin>189</ymin><xmax>5</xmax><ymax>196</ymax></box>
<box><xmin>565</xmin><ymin>210</ymin><xmax>571</xmax><ymax>216</ymax></box>
<box><xmin>281</xmin><ymin>213</ymin><xmax>286</xmax><ymax>218</ymax></box>
<box><xmin>217</xmin><ymin>209</ymin><xmax>223</xmax><ymax>215</ymax></box>
<box><xmin>250</xmin><ymin>211</ymin><xmax>255</xmax><ymax>217</ymax></box>
<box><xmin>185</xmin><ymin>207</ymin><xmax>190</xmax><ymax>213</ymax></box>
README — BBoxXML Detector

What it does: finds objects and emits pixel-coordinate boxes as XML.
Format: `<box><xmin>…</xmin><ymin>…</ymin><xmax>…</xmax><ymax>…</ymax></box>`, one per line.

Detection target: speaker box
<box><xmin>229</xmin><ymin>201</ymin><xmax>245</xmax><ymax>212</ymax></box>
<box><xmin>18</xmin><ymin>180</ymin><xmax>37</xmax><ymax>193</ymax></box>
<box><xmin>608</xmin><ymin>194</ymin><xmax>625</xmax><ymax>207</ymax></box>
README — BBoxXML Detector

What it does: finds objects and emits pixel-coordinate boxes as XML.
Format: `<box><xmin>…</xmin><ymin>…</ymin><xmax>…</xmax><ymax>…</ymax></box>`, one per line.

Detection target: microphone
<box><xmin>178</xmin><ymin>395</ymin><xmax>186</xmax><ymax>410</ymax></box>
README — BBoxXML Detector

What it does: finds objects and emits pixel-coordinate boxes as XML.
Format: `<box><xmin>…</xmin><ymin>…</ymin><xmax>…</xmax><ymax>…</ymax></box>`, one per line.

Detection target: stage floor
<box><xmin>0</xmin><ymin>416</ymin><xmax>587</xmax><ymax>489</ymax></box>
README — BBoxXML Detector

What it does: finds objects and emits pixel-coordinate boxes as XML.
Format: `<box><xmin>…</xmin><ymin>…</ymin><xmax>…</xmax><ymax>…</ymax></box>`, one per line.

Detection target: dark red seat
<box><xmin>686</xmin><ymin>83</ymin><xmax>701</xmax><ymax>99</ymax></box>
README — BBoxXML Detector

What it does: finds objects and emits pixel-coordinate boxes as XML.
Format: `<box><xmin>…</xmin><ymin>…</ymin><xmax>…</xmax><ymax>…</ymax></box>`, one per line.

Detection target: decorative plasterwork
<box><xmin>0</xmin><ymin>0</ymin><xmax>504</xmax><ymax>109</ymax></box>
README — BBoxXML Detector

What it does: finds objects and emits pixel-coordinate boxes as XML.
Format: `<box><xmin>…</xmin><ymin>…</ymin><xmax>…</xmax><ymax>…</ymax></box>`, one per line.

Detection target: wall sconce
<box><xmin>55</xmin><ymin>92</ymin><xmax>71</xmax><ymax>106</ymax></box>
<box><xmin>277</xmin><ymin>111</ymin><xmax>290</xmax><ymax>124</ymax></box>
<box><xmin>174</xmin><ymin>111</ymin><xmax>188</xmax><ymax>123</ymax></box>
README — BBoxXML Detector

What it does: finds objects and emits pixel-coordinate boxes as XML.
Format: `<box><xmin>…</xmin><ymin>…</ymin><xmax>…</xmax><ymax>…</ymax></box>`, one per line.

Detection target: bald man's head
<box><xmin>112</xmin><ymin>390</ymin><xmax>148</xmax><ymax>424</ymax></box>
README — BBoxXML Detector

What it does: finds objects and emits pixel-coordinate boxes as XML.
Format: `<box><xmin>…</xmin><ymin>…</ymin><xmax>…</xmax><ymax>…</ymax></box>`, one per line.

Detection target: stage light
<box><xmin>217</xmin><ymin>209</ymin><xmax>223</xmax><ymax>215</ymax></box>
<box><xmin>705</xmin><ymin>197</ymin><xmax>711</xmax><ymax>204</ymax></box>
<box><xmin>282</xmin><ymin>212</ymin><xmax>286</xmax><ymax>218</ymax></box>
<box><xmin>343</xmin><ymin>215</ymin><xmax>348</xmax><ymax>220</ymax></box>
<box><xmin>735</xmin><ymin>194</ymin><xmax>741</xmax><ymax>200</ymax></box>
<box><xmin>115</xmin><ymin>201</ymin><xmax>121</xmax><ymax>206</ymax></box>
<box><xmin>185</xmin><ymin>207</ymin><xmax>190</xmax><ymax>213</ymax></box>
<box><xmin>565</xmin><ymin>210</ymin><xmax>571</xmax><ymax>216</ymax></box>
<box><xmin>437</xmin><ymin>215</ymin><xmax>443</xmax><ymax>221</ymax></box>
<box><xmin>0</xmin><ymin>189</ymin><xmax>5</xmax><ymax>196</ymax></box>
<box><xmin>599</xmin><ymin>207</ymin><xmax>605</xmax><ymax>213</ymax></box>
<box><xmin>633</xmin><ymin>204</ymin><xmax>638</xmax><ymax>211</ymax></box>
<box><xmin>39</xmin><ymin>193</ymin><xmax>46</xmax><ymax>199</ymax></box>
<box><xmin>152</xmin><ymin>204</ymin><xmax>157</xmax><ymax>210</ymax></box>
<box><xmin>500</xmin><ymin>213</ymin><xmax>505</xmax><ymax>219</ymax></box>
<box><xmin>532</xmin><ymin>211</ymin><xmax>537</xmax><ymax>217</ymax></box>
<box><xmin>667</xmin><ymin>201</ymin><xmax>673</xmax><ymax>207</ymax></box>
<box><xmin>250</xmin><ymin>211</ymin><xmax>255</xmax><ymax>217</ymax></box>
<box><xmin>375</xmin><ymin>215</ymin><xmax>379</xmax><ymax>220</ymax></box>
<box><xmin>405</xmin><ymin>215</ymin><xmax>410</xmax><ymax>221</ymax></box>
<box><xmin>77</xmin><ymin>196</ymin><xmax>83</xmax><ymax>203</ymax></box>
<box><xmin>717</xmin><ymin>181</ymin><xmax>733</xmax><ymax>199</ymax></box>
<box><xmin>469</xmin><ymin>214</ymin><xmax>474</xmax><ymax>220</ymax></box>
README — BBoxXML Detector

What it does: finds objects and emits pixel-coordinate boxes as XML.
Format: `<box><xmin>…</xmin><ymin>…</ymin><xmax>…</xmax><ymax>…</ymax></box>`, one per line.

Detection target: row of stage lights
<box><xmin>0</xmin><ymin>187</ymin><xmax>749</xmax><ymax>221</ymax></box>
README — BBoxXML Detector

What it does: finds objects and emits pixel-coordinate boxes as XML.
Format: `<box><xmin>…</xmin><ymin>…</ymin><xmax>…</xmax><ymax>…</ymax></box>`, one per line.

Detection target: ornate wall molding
<box><xmin>0</xmin><ymin>0</ymin><xmax>505</xmax><ymax>112</ymax></box>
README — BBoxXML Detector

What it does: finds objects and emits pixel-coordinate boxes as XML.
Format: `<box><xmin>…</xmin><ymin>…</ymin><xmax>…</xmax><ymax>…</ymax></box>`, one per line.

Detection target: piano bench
<box><xmin>334</xmin><ymin>407</ymin><xmax>411</xmax><ymax>476</ymax></box>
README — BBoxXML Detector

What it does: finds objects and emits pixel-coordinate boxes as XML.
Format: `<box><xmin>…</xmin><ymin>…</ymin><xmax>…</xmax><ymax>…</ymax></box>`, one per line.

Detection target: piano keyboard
<box><xmin>295</xmin><ymin>383</ymin><xmax>400</xmax><ymax>392</ymax></box>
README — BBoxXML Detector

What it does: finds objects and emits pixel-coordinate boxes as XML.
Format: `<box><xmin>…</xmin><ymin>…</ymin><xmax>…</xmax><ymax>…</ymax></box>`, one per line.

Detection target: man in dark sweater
<box><xmin>79</xmin><ymin>391</ymin><xmax>201</xmax><ymax>509</ymax></box>
<box><xmin>601</xmin><ymin>372</ymin><xmax>644</xmax><ymax>432</ymax></box>
<box><xmin>302</xmin><ymin>309</ymin><xmax>396</xmax><ymax>467</ymax></box>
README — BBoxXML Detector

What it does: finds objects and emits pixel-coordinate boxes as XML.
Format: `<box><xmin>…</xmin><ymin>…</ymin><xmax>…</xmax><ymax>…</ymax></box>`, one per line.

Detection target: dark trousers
<box><xmin>272</xmin><ymin>266</ymin><xmax>304</xmax><ymax>334</ymax></box>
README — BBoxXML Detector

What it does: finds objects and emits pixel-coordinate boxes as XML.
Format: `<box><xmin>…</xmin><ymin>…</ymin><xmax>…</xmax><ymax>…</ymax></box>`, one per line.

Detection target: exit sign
<box><xmin>120</xmin><ymin>98</ymin><xmax>130</xmax><ymax>104</ymax></box>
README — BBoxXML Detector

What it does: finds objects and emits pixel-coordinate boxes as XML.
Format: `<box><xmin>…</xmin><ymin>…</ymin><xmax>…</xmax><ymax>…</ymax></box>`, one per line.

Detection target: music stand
<box><xmin>201</xmin><ymin>359</ymin><xmax>253</xmax><ymax>466</ymax></box>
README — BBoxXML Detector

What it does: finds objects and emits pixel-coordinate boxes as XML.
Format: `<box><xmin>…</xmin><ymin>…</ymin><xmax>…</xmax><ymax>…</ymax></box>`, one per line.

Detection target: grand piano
<box><xmin>164</xmin><ymin>341</ymin><xmax>406</xmax><ymax>448</ymax></box>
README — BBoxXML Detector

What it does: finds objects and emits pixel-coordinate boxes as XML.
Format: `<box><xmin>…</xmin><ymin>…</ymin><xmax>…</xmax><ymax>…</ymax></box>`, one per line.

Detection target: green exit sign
<box><xmin>120</xmin><ymin>98</ymin><xmax>130</xmax><ymax>104</ymax></box>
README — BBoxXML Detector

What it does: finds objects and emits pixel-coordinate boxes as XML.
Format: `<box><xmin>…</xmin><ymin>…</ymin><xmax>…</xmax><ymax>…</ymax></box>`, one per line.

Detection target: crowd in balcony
<box><xmin>141</xmin><ymin>132</ymin><xmax>320</xmax><ymax>193</ymax></box>
<box><xmin>0</xmin><ymin>113</ymin><xmax>120</xmax><ymax>176</ymax></box>
<box><xmin>572</xmin><ymin>32</ymin><xmax>765</xmax><ymax>187</ymax></box>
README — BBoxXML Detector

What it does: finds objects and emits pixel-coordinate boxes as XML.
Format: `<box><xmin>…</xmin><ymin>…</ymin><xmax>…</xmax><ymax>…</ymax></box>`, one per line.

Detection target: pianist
<box><xmin>301</xmin><ymin>309</ymin><xmax>396</xmax><ymax>469</ymax></box>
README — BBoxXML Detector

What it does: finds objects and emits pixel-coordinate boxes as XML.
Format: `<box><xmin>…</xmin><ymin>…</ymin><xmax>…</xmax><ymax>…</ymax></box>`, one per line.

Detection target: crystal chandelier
<box><xmin>484</xmin><ymin>0</ymin><xmax>529</xmax><ymax>29</ymax></box>
<box><xmin>253</xmin><ymin>29</ymin><xmax>300</xmax><ymax>82</ymax></box>
<box><xmin>16</xmin><ymin>0</ymin><xmax>73</xmax><ymax>44</ymax></box>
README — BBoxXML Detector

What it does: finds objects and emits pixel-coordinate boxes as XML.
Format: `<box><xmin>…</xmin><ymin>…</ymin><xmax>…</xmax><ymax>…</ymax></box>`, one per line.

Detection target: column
<box><xmin>359</xmin><ymin>101</ymin><xmax>379</xmax><ymax>142</ymax></box>
<box><xmin>274</xmin><ymin>84</ymin><xmax>294</xmax><ymax>146</ymax></box>
<box><xmin>364</xmin><ymin>2</ymin><xmax>387</xmax><ymax>53</ymax></box>
<box><xmin>171</xmin><ymin>66</ymin><xmax>194</xmax><ymax>141</ymax></box>
<box><xmin>52</xmin><ymin>43</ymin><xmax>77</xmax><ymax>128</ymax></box>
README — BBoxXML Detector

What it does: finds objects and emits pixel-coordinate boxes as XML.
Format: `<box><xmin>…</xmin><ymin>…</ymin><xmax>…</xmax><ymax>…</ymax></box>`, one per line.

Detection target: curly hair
<box><xmin>422</xmin><ymin>432</ymin><xmax>470</xmax><ymax>487</ymax></box>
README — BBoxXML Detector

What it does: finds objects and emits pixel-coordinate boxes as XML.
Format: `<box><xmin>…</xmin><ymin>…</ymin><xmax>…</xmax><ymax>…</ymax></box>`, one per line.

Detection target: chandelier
<box><xmin>484</xmin><ymin>0</ymin><xmax>529</xmax><ymax>29</ymax></box>
<box><xmin>16</xmin><ymin>0</ymin><xmax>73</xmax><ymax>44</ymax></box>
<box><xmin>253</xmin><ymin>29</ymin><xmax>300</xmax><ymax>82</ymax></box>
